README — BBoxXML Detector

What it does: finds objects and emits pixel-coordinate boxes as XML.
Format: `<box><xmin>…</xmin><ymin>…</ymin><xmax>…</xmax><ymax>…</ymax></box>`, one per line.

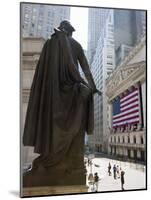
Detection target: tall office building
<box><xmin>135</xmin><ymin>11</ymin><xmax>146</xmax><ymax>43</ymax></box>
<box><xmin>21</xmin><ymin>3</ymin><xmax>70</xmax><ymax>39</ymax></box>
<box><xmin>87</xmin><ymin>8</ymin><xmax>109</xmax><ymax>65</ymax></box>
<box><xmin>114</xmin><ymin>10</ymin><xmax>146</xmax><ymax>66</ymax></box>
<box><xmin>88</xmin><ymin>10</ymin><xmax>115</xmax><ymax>153</ymax></box>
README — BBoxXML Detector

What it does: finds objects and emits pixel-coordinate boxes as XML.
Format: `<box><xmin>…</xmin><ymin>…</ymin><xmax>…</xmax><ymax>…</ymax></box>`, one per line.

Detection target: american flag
<box><xmin>112</xmin><ymin>88</ymin><xmax>140</xmax><ymax>128</ymax></box>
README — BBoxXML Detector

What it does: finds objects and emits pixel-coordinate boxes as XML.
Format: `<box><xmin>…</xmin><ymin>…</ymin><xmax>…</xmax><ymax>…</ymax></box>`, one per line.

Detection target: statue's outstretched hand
<box><xmin>96</xmin><ymin>89</ymin><xmax>102</xmax><ymax>96</ymax></box>
<box><xmin>93</xmin><ymin>89</ymin><xmax>102</xmax><ymax>96</ymax></box>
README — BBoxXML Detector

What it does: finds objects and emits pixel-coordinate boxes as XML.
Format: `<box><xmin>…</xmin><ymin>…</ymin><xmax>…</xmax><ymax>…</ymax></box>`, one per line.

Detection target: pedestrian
<box><xmin>84</xmin><ymin>158</ymin><xmax>87</xmax><ymax>166</ymax></box>
<box><xmin>108</xmin><ymin>162</ymin><xmax>111</xmax><ymax>176</ymax></box>
<box><xmin>121</xmin><ymin>170</ymin><xmax>125</xmax><ymax>190</ymax></box>
<box><xmin>113</xmin><ymin>164</ymin><xmax>117</xmax><ymax>179</ymax></box>
<box><xmin>116</xmin><ymin>165</ymin><xmax>120</xmax><ymax>178</ymax></box>
<box><xmin>94</xmin><ymin>172</ymin><xmax>100</xmax><ymax>192</ymax></box>
<box><xmin>88</xmin><ymin>173</ymin><xmax>94</xmax><ymax>191</ymax></box>
<box><xmin>89</xmin><ymin>159</ymin><xmax>92</xmax><ymax>165</ymax></box>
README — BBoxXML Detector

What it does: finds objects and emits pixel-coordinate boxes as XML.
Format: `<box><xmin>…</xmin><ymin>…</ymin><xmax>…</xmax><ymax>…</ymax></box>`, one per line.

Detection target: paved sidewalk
<box><xmin>86</xmin><ymin>157</ymin><xmax>146</xmax><ymax>192</ymax></box>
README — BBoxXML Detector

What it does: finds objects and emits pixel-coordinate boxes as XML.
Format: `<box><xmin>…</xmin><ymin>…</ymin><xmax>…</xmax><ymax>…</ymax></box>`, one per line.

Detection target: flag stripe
<box><xmin>113</xmin><ymin>120</ymin><xmax>139</xmax><ymax>127</ymax></box>
<box><xmin>120</xmin><ymin>102</ymin><xmax>139</xmax><ymax>111</ymax></box>
<box><xmin>113</xmin><ymin>115</ymin><xmax>139</xmax><ymax>124</ymax></box>
<box><xmin>120</xmin><ymin>99</ymin><xmax>139</xmax><ymax>109</ymax></box>
<box><xmin>120</xmin><ymin>93</ymin><xmax>139</xmax><ymax>104</ymax></box>
<box><xmin>120</xmin><ymin>90</ymin><xmax>138</xmax><ymax>102</ymax></box>
<box><xmin>120</xmin><ymin>104</ymin><xmax>139</xmax><ymax>113</ymax></box>
<box><xmin>112</xmin><ymin>88</ymin><xmax>140</xmax><ymax>128</ymax></box>
<box><xmin>113</xmin><ymin>118</ymin><xmax>139</xmax><ymax>126</ymax></box>
<box><xmin>113</xmin><ymin>112</ymin><xmax>139</xmax><ymax>122</ymax></box>
<box><xmin>120</xmin><ymin>95</ymin><xmax>139</xmax><ymax>107</ymax></box>
<box><xmin>113</xmin><ymin>107</ymin><xmax>139</xmax><ymax>119</ymax></box>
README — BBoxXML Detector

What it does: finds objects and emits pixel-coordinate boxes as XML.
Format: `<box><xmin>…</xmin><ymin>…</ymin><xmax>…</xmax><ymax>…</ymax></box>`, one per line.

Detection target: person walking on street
<box><xmin>113</xmin><ymin>164</ymin><xmax>117</xmax><ymax>179</ymax></box>
<box><xmin>94</xmin><ymin>172</ymin><xmax>100</xmax><ymax>192</ymax></box>
<box><xmin>88</xmin><ymin>158</ymin><xmax>91</xmax><ymax>167</ymax></box>
<box><xmin>116</xmin><ymin>165</ymin><xmax>120</xmax><ymax>178</ymax></box>
<box><xmin>88</xmin><ymin>173</ymin><xmax>94</xmax><ymax>191</ymax></box>
<box><xmin>121</xmin><ymin>170</ymin><xmax>125</xmax><ymax>190</ymax></box>
<box><xmin>108</xmin><ymin>162</ymin><xmax>111</xmax><ymax>176</ymax></box>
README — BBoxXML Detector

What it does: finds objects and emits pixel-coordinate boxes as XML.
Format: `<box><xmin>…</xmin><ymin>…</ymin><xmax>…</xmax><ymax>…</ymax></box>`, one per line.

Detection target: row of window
<box><xmin>110</xmin><ymin>135</ymin><xmax>144</xmax><ymax>145</ymax></box>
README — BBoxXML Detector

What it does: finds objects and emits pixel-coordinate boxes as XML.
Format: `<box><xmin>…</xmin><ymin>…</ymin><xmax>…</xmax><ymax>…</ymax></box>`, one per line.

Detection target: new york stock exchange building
<box><xmin>106</xmin><ymin>36</ymin><xmax>146</xmax><ymax>163</ymax></box>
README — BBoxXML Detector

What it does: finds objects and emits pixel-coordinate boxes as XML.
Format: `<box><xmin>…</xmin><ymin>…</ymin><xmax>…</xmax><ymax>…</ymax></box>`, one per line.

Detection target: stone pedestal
<box><xmin>23</xmin><ymin>166</ymin><xmax>86</xmax><ymax>187</ymax></box>
<box><xmin>22</xmin><ymin>185</ymin><xmax>89</xmax><ymax>197</ymax></box>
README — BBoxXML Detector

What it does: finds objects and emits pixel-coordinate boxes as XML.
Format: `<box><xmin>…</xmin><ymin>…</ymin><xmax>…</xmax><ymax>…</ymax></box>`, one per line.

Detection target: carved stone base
<box><xmin>23</xmin><ymin>165</ymin><xmax>86</xmax><ymax>187</ymax></box>
<box><xmin>22</xmin><ymin>185</ymin><xmax>89</xmax><ymax>197</ymax></box>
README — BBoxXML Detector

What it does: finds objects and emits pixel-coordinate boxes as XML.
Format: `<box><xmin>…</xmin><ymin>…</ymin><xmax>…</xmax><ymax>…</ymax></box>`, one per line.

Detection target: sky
<box><xmin>70</xmin><ymin>7</ymin><xmax>88</xmax><ymax>50</ymax></box>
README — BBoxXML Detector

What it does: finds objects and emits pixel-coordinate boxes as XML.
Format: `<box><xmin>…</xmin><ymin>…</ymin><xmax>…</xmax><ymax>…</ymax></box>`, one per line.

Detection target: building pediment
<box><xmin>106</xmin><ymin>36</ymin><xmax>146</xmax><ymax>100</ymax></box>
<box><xmin>106</xmin><ymin>61</ymin><xmax>146</xmax><ymax>100</ymax></box>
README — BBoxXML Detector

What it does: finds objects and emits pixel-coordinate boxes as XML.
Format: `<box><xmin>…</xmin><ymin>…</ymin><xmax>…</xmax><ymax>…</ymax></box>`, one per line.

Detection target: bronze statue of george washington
<box><xmin>23</xmin><ymin>20</ymin><xmax>101</xmax><ymax>187</ymax></box>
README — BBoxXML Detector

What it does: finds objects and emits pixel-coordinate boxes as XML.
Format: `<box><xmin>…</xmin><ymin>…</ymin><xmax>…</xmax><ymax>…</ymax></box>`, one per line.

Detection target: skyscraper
<box><xmin>21</xmin><ymin>3</ymin><xmax>70</xmax><ymax>39</ymax></box>
<box><xmin>135</xmin><ymin>11</ymin><xmax>146</xmax><ymax>43</ymax></box>
<box><xmin>88</xmin><ymin>10</ymin><xmax>115</xmax><ymax>153</ymax></box>
<box><xmin>114</xmin><ymin>10</ymin><xmax>146</xmax><ymax>66</ymax></box>
<box><xmin>87</xmin><ymin>8</ymin><xmax>109</xmax><ymax>65</ymax></box>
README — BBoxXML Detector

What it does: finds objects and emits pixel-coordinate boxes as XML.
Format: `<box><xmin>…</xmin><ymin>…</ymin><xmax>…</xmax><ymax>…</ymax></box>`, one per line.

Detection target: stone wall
<box><xmin>21</xmin><ymin>37</ymin><xmax>45</xmax><ymax>167</ymax></box>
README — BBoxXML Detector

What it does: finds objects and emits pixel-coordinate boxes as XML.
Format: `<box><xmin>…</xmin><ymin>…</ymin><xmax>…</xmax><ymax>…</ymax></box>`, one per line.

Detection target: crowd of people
<box><xmin>86</xmin><ymin>158</ymin><xmax>126</xmax><ymax>192</ymax></box>
<box><xmin>86</xmin><ymin>158</ymin><xmax>101</xmax><ymax>192</ymax></box>
<box><xmin>108</xmin><ymin>162</ymin><xmax>125</xmax><ymax>190</ymax></box>
<box><xmin>88</xmin><ymin>172</ymin><xmax>100</xmax><ymax>192</ymax></box>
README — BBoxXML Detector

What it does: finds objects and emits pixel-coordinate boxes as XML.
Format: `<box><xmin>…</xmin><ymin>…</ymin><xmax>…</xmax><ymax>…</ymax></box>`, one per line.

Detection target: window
<box><xmin>141</xmin><ymin>136</ymin><xmax>144</xmax><ymax>144</ymax></box>
<box><xmin>32</xmin><ymin>16</ymin><xmax>36</xmax><ymax>21</ymax></box>
<box><xmin>25</xmin><ymin>13</ymin><xmax>29</xmax><ymax>18</ymax></box>
<box><xmin>128</xmin><ymin>136</ymin><xmax>130</xmax><ymax>143</ymax></box>
<box><xmin>33</xmin><ymin>8</ymin><xmax>36</xmax><ymax>12</ymax></box>
<box><xmin>107</xmin><ymin>55</ymin><xmax>112</xmax><ymax>59</ymax></box>
<box><xmin>38</xmin><ymin>25</ymin><xmax>42</xmax><ymax>30</ymax></box>
<box><xmin>107</xmin><ymin>62</ymin><xmax>113</xmax><ymax>65</ymax></box>
<box><xmin>123</xmin><ymin>136</ymin><xmax>125</xmax><ymax>143</ymax></box>
<box><xmin>133</xmin><ymin>136</ymin><xmax>136</xmax><ymax>144</ymax></box>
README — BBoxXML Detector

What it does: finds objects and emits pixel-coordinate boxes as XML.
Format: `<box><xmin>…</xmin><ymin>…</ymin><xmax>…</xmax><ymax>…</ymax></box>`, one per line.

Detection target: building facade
<box><xmin>21</xmin><ymin>3</ymin><xmax>70</xmax><ymax>39</ymax></box>
<box><xmin>114</xmin><ymin>10</ymin><xmax>146</xmax><ymax>66</ymax></box>
<box><xmin>87</xmin><ymin>9</ymin><xmax>146</xmax><ymax>155</ymax></box>
<box><xmin>106</xmin><ymin>36</ymin><xmax>146</xmax><ymax>162</ymax></box>
<box><xmin>87</xmin><ymin>8</ymin><xmax>109</xmax><ymax>65</ymax></box>
<box><xmin>135</xmin><ymin>11</ymin><xmax>146</xmax><ymax>43</ymax></box>
<box><xmin>88</xmin><ymin>10</ymin><xmax>115</xmax><ymax>153</ymax></box>
<box><xmin>21</xmin><ymin>37</ymin><xmax>45</xmax><ymax>167</ymax></box>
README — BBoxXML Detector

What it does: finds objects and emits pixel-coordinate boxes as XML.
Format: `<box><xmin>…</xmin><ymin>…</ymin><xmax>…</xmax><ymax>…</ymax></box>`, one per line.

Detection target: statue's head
<box><xmin>58</xmin><ymin>20</ymin><xmax>75</xmax><ymax>36</ymax></box>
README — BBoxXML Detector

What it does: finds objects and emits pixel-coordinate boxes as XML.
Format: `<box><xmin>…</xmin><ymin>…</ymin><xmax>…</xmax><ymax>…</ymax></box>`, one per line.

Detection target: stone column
<box><xmin>124</xmin><ymin>148</ymin><xmax>128</xmax><ymax>157</ymax></box>
<box><xmin>137</xmin><ymin>149</ymin><xmax>141</xmax><ymax>160</ymax></box>
<box><xmin>130</xmin><ymin>149</ymin><xmax>134</xmax><ymax>158</ymax></box>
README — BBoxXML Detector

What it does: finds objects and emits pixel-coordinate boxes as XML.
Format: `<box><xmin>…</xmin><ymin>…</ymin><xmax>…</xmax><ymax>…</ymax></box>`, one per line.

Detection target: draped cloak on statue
<box><xmin>23</xmin><ymin>28</ymin><xmax>96</xmax><ymax>167</ymax></box>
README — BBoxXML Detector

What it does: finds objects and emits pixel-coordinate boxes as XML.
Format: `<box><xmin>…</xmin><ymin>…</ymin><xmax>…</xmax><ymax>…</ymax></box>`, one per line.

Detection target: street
<box><xmin>86</xmin><ymin>157</ymin><xmax>146</xmax><ymax>192</ymax></box>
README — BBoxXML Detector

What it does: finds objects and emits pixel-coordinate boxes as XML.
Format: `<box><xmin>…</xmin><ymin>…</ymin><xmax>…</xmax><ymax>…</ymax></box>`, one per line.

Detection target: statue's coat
<box><xmin>23</xmin><ymin>29</ymin><xmax>96</xmax><ymax>166</ymax></box>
